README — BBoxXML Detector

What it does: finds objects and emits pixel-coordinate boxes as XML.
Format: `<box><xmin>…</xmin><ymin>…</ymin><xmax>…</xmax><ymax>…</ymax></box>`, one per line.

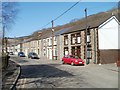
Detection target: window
<box><xmin>77</xmin><ymin>37</ymin><xmax>81</xmax><ymax>43</ymax></box>
<box><xmin>87</xmin><ymin>30</ymin><xmax>90</xmax><ymax>35</ymax></box>
<box><xmin>87</xmin><ymin>30</ymin><xmax>90</xmax><ymax>43</ymax></box>
<box><xmin>64</xmin><ymin>47</ymin><xmax>68</xmax><ymax>55</ymax></box>
<box><xmin>54</xmin><ymin>37</ymin><xmax>57</xmax><ymax>45</ymax></box>
<box><xmin>76</xmin><ymin>33</ymin><xmax>81</xmax><ymax>44</ymax></box>
<box><xmin>71</xmin><ymin>47</ymin><xmax>75</xmax><ymax>56</ymax></box>
<box><xmin>54</xmin><ymin>47</ymin><xmax>57</xmax><ymax>56</ymax></box>
<box><xmin>87</xmin><ymin>44</ymin><xmax>92</xmax><ymax>59</ymax></box>
<box><xmin>71</xmin><ymin>34</ymin><xmax>76</xmax><ymax>44</ymax></box>
<box><xmin>87</xmin><ymin>51</ymin><xmax>91</xmax><ymax>59</ymax></box>
<box><xmin>55</xmin><ymin>49</ymin><xmax>57</xmax><ymax>56</ymax></box>
<box><xmin>77</xmin><ymin>46</ymin><xmax>81</xmax><ymax>58</ymax></box>
<box><xmin>64</xmin><ymin>35</ymin><xmax>68</xmax><ymax>45</ymax></box>
<box><xmin>87</xmin><ymin>35</ymin><xmax>90</xmax><ymax>42</ymax></box>
<box><xmin>72</xmin><ymin>37</ymin><xmax>76</xmax><ymax>44</ymax></box>
<box><xmin>50</xmin><ymin>38</ymin><xmax>52</xmax><ymax>45</ymax></box>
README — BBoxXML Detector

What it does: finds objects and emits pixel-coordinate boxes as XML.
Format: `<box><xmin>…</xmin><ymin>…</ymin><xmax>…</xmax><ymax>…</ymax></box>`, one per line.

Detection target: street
<box><xmin>10</xmin><ymin>55</ymin><xmax>118</xmax><ymax>88</ymax></box>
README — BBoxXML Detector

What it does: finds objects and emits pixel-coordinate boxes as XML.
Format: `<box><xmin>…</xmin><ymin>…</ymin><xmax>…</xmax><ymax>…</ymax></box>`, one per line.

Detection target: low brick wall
<box><xmin>99</xmin><ymin>49</ymin><xmax>119</xmax><ymax>64</ymax></box>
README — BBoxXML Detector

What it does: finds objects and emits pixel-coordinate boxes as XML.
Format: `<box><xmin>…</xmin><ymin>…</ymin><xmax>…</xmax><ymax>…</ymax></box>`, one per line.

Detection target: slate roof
<box><xmin>53</xmin><ymin>27</ymin><xmax>73</xmax><ymax>36</ymax></box>
<box><xmin>63</xmin><ymin>12</ymin><xmax>118</xmax><ymax>34</ymax></box>
<box><xmin>39</xmin><ymin>9</ymin><xmax>118</xmax><ymax>37</ymax></box>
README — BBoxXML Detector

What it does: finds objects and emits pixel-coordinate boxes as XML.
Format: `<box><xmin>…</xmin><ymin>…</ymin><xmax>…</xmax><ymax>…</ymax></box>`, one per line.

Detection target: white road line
<box><xmin>16</xmin><ymin>79</ymin><xmax>21</xmax><ymax>89</ymax></box>
<box><xmin>22</xmin><ymin>78</ymin><xmax>26</xmax><ymax>88</ymax></box>
<box><xmin>17</xmin><ymin>78</ymin><xmax>25</xmax><ymax>89</ymax></box>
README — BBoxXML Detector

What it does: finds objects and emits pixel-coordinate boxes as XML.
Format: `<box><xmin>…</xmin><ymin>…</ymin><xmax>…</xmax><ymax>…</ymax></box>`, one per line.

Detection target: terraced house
<box><xmin>22</xmin><ymin>38</ymin><xmax>41</xmax><ymax>57</ymax></box>
<box><xmin>61</xmin><ymin>11</ymin><xmax>119</xmax><ymax>64</ymax></box>
<box><xmin>40</xmin><ymin>29</ymin><xmax>64</xmax><ymax>60</ymax></box>
<box><xmin>8</xmin><ymin>9</ymin><xmax>119</xmax><ymax>65</ymax></box>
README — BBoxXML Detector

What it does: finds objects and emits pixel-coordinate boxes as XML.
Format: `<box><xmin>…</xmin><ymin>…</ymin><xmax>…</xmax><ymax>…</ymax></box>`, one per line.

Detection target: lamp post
<box><xmin>52</xmin><ymin>20</ymin><xmax>54</xmax><ymax>60</ymax></box>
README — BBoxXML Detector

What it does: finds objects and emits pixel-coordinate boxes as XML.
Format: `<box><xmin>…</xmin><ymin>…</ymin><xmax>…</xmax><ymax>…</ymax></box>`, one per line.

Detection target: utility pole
<box><xmin>52</xmin><ymin>20</ymin><xmax>54</xmax><ymax>60</ymax></box>
<box><xmin>85</xmin><ymin>8</ymin><xmax>88</xmax><ymax>65</ymax></box>
<box><xmin>5</xmin><ymin>37</ymin><xmax>8</xmax><ymax>53</ymax></box>
<box><xmin>2</xmin><ymin>26</ymin><xmax>5</xmax><ymax>54</ymax></box>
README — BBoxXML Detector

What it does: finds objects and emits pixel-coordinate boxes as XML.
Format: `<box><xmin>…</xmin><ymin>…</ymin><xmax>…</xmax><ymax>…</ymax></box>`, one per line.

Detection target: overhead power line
<box><xmin>40</xmin><ymin>21</ymin><xmax>51</xmax><ymax>30</ymax></box>
<box><xmin>40</xmin><ymin>0</ymin><xmax>81</xmax><ymax>30</ymax></box>
<box><xmin>53</xmin><ymin>1</ymin><xmax>80</xmax><ymax>21</ymax></box>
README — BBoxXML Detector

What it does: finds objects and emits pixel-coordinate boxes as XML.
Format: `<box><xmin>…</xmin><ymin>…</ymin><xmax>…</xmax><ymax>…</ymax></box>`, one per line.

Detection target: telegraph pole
<box><xmin>52</xmin><ymin>20</ymin><xmax>54</xmax><ymax>60</ymax></box>
<box><xmin>85</xmin><ymin>8</ymin><xmax>88</xmax><ymax>65</ymax></box>
<box><xmin>2</xmin><ymin>26</ymin><xmax>5</xmax><ymax>54</ymax></box>
<box><xmin>5</xmin><ymin>37</ymin><xmax>8</xmax><ymax>53</ymax></box>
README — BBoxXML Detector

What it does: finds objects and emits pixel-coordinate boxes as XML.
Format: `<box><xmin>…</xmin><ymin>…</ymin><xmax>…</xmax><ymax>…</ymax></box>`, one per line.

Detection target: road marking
<box><xmin>17</xmin><ymin>78</ymin><xmax>27</xmax><ymax>89</ymax></box>
<box><xmin>16</xmin><ymin>79</ymin><xmax>22</xmax><ymax>89</ymax></box>
<box><xmin>21</xmin><ymin>78</ymin><xmax>26</xmax><ymax>88</ymax></box>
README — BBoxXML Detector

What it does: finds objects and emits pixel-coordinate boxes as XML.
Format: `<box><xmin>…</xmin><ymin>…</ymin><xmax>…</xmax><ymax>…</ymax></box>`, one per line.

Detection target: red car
<box><xmin>62</xmin><ymin>55</ymin><xmax>84</xmax><ymax>66</ymax></box>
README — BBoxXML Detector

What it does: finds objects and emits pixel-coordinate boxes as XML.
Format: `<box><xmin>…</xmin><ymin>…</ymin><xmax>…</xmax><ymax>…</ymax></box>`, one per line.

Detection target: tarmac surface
<box><xmin>1</xmin><ymin>55</ymin><xmax>120</xmax><ymax>89</ymax></box>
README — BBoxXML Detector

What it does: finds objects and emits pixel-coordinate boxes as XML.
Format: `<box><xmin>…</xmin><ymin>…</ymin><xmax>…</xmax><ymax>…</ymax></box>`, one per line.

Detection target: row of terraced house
<box><xmin>8</xmin><ymin>10</ymin><xmax>120</xmax><ymax>64</ymax></box>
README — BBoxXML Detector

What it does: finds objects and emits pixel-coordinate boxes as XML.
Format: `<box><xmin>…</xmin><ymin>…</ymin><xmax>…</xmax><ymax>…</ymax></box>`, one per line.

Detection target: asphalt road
<box><xmin>10</xmin><ymin>55</ymin><xmax>118</xmax><ymax>88</ymax></box>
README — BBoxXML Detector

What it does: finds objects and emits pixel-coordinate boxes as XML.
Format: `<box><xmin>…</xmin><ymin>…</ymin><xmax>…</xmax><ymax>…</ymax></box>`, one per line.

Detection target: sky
<box><xmin>6</xmin><ymin>2</ymin><xmax>117</xmax><ymax>38</ymax></box>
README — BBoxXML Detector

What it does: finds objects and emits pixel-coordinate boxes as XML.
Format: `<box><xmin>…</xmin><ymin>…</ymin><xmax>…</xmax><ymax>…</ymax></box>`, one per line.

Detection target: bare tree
<box><xmin>0</xmin><ymin>2</ymin><xmax>19</xmax><ymax>53</ymax></box>
<box><xmin>1</xmin><ymin>2</ymin><xmax>19</xmax><ymax>29</ymax></box>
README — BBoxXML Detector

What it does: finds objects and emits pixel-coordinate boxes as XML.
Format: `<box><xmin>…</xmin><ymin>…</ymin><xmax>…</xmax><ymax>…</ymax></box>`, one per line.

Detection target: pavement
<box><xmin>88</xmin><ymin>63</ymin><xmax>119</xmax><ymax>72</ymax></box>
<box><xmin>2</xmin><ymin>59</ymin><xmax>21</xmax><ymax>90</ymax></box>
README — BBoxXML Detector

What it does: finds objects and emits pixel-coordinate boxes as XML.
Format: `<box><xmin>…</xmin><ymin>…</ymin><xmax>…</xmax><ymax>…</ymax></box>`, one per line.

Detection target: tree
<box><xmin>0</xmin><ymin>2</ymin><xmax>19</xmax><ymax>53</ymax></box>
<box><xmin>1</xmin><ymin>2</ymin><xmax>19</xmax><ymax>29</ymax></box>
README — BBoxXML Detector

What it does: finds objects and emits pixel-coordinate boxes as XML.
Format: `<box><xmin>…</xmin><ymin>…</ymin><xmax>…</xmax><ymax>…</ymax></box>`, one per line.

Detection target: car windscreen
<box><xmin>19</xmin><ymin>52</ymin><xmax>24</xmax><ymax>54</ymax></box>
<box><xmin>32</xmin><ymin>53</ymin><xmax>37</xmax><ymax>55</ymax></box>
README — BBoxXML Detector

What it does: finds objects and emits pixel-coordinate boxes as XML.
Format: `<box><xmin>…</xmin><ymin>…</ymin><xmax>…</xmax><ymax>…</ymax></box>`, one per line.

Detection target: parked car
<box><xmin>28</xmin><ymin>52</ymin><xmax>39</xmax><ymax>59</ymax></box>
<box><xmin>18</xmin><ymin>52</ymin><xmax>25</xmax><ymax>57</ymax></box>
<box><xmin>62</xmin><ymin>55</ymin><xmax>84</xmax><ymax>66</ymax></box>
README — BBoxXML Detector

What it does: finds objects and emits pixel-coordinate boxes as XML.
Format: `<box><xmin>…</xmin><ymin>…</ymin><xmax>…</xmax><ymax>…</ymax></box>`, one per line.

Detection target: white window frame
<box><xmin>87</xmin><ymin>35</ymin><xmax>90</xmax><ymax>42</ymax></box>
<box><xmin>77</xmin><ymin>37</ymin><xmax>81</xmax><ymax>43</ymax></box>
<box><xmin>72</xmin><ymin>37</ymin><xmax>76</xmax><ymax>44</ymax></box>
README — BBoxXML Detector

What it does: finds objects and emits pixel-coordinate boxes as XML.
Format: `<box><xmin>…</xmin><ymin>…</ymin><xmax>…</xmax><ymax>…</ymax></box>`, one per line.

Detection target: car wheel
<box><xmin>62</xmin><ymin>60</ymin><xmax>65</xmax><ymax>64</ymax></box>
<box><xmin>71</xmin><ymin>62</ymin><xmax>74</xmax><ymax>66</ymax></box>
